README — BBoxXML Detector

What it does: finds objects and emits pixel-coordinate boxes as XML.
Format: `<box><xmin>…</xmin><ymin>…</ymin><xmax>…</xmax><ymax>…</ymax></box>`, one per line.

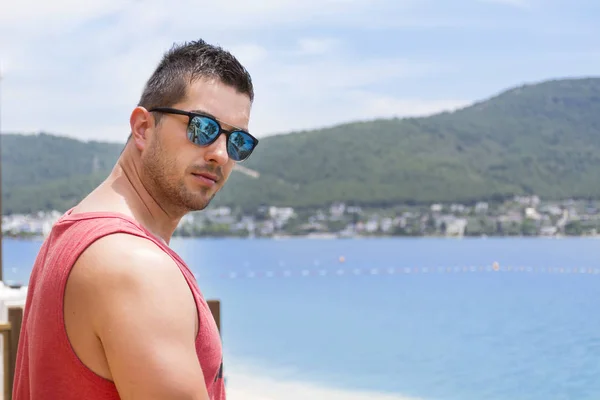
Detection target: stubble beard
<box><xmin>142</xmin><ymin>139</ymin><xmax>216</xmax><ymax>213</ymax></box>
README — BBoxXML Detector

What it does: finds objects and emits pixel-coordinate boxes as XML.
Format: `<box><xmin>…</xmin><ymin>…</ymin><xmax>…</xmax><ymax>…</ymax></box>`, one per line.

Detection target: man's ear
<box><xmin>129</xmin><ymin>107</ymin><xmax>153</xmax><ymax>151</ymax></box>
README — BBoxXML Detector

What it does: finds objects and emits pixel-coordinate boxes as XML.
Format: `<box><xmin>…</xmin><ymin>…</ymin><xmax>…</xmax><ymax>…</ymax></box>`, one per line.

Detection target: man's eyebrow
<box><xmin>190</xmin><ymin>109</ymin><xmax>216</xmax><ymax>119</ymax></box>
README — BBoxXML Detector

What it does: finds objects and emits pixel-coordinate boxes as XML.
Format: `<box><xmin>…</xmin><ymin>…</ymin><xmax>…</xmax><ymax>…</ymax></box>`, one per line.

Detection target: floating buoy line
<box><xmin>204</xmin><ymin>261</ymin><xmax>600</xmax><ymax>280</ymax></box>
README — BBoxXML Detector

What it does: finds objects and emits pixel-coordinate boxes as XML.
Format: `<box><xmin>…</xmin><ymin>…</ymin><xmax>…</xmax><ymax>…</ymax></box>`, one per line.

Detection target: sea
<box><xmin>4</xmin><ymin>236</ymin><xmax>600</xmax><ymax>400</ymax></box>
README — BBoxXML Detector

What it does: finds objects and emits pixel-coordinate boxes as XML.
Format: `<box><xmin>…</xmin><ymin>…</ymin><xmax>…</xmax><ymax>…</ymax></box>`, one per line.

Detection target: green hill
<box><xmin>3</xmin><ymin>77</ymin><xmax>600</xmax><ymax>215</ymax></box>
<box><xmin>1</xmin><ymin>133</ymin><xmax>122</xmax><ymax>214</ymax></box>
<box><xmin>217</xmin><ymin>77</ymin><xmax>600</xmax><ymax>210</ymax></box>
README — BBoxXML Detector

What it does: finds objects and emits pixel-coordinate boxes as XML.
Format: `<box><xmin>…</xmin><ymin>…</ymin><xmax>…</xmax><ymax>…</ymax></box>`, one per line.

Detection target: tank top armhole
<box><xmin>54</xmin><ymin>217</ymin><xmax>163</xmax><ymax>390</ymax></box>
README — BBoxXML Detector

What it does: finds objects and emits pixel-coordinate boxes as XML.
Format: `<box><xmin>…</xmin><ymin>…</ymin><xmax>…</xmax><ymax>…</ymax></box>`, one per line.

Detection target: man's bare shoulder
<box><xmin>68</xmin><ymin>233</ymin><xmax>197</xmax><ymax>333</ymax></box>
<box><xmin>72</xmin><ymin>233</ymin><xmax>181</xmax><ymax>289</ymax></box>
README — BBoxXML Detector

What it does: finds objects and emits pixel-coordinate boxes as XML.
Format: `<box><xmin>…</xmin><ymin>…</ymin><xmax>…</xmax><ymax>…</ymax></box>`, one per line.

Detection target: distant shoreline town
<box><xmin>4</xmin><ymin>195</ymin><xmax>600</xmax><ymax>239</ymax></box>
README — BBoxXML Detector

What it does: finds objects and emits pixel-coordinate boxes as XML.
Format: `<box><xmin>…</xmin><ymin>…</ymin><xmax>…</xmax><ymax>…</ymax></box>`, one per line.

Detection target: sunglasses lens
<box><xmin>188</xmin><ymin>116</ymin><xmax>220</xmax><ymax>145</ymax></box>
<box><xmin>187</xmin><ymin>115</ymin><xmax>255</xmax><ymax>161</ymax></box>
<box><xmin>228</xmin><ymin>131</ymin><xmax>256</xmax><ymax>161</ymax></box>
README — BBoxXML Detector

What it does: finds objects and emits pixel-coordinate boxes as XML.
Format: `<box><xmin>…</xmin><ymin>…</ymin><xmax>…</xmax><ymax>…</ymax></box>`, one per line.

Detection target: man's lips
<box><xmin>194</xmin><ymin>172</ymin><xmax>218</xmax><ymax>182</ymax></box>
<box><xmin>192</xmin><ymin>172</ymin><xmax>219</xmax><ymax>187</ymax></box>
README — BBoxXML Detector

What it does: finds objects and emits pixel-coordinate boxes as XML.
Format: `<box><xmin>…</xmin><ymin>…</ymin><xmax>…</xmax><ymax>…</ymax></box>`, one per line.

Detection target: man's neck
<box><xmin>79</xmin><ymin>151</ymin><xmax>184</xmax><ymax>245</ymax></box>
<box><xmin>116</xmin><ymin>156</ymin><xmax>185</xmax><ymax>244</ymax></box>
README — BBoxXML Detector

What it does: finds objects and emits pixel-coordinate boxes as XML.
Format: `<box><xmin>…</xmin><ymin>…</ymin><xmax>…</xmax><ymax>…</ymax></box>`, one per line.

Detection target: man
<box><xmin>12</xmin><ymin>39</ymin><xmax>258</xmax><ymax>400</ymax></box>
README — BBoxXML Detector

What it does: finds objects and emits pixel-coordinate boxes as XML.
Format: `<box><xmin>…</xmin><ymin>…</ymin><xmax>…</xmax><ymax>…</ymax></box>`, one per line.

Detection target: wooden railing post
<box><xmin>206</xmin><ymin>300</ymin><xmax>223</xmax><ymax>386</ymax></box>
<box><xmin>0</xmin><ymin>322</ymin><xmax>11</xmax><ymax>400</ymax></box>
<box><xmin>207</xmin><ymin>300</ymin><xmax>221</xmax><ymax>334</ymax></box>
<box><xmin>7</xmin><ymin>306</ymin><xmax>22</xmax><ymax>397</ymax></box>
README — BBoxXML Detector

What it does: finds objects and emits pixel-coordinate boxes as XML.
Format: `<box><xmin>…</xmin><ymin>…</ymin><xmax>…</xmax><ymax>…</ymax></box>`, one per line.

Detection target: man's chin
<box><xmin>186</xmin><ymin>194</ymin><xmax>216</xmax><ymax>212</ymax></box>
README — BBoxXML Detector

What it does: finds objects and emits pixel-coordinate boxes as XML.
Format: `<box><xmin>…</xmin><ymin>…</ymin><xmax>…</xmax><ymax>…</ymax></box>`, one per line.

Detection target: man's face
<box><xmin>141</xmin><ymin>78</ymin><xmax>252</xmax><ymax>213</ymax></box>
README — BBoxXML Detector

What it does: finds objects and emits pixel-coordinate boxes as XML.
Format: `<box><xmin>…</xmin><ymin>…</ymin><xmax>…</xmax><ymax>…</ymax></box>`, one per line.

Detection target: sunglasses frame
<box><xmin>149</xmin><ymin>107</ymin><xmax>259</xmax><ymax>162</ymax></box>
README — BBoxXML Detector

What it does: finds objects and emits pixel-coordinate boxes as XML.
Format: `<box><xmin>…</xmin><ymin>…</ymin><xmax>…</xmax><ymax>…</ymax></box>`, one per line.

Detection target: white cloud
<box><xmin>248</xmin><ymin>90</ymin><xmax>471</xmax><ymax>137</ymax></box>
<box><xmin>227</xmin><ymin>45</ymin><xmax>270</xmax><ymax>68</ymax></box>
<box><xmin>267</xmin><ymin>58</ymin><xmax>438</xmax><ymax>92</ymax></box>
<box><xmin>244</xmin><ymin>50</ymin><xmax>469</xmax><ymax>135</ymax></box>
<box><xmin>359</xmin><ymin>93</ymin><xmax>472</xmax><ymax>119</ymax></box>
<box><xmin>0</xmin><ymin>0</ymin><xmax>474</xmax><ymax>142</ymax></box>
<box><xmin>295</xmin><ymin>38</ymin><xmax>340</xmax><ymax>56</ymax></box>
<box><xmin>0</xmin><ymin>0</ymin><xmax>125</xmax><ymax>26</ymax></box>
<box><xmin>477</xmin><ymin>0</ymin><xmax>530</xmax><ymax>8</ymax></box>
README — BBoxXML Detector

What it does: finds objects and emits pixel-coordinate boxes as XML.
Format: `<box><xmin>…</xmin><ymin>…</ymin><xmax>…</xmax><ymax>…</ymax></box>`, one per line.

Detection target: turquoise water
<box><xmin>4</xmin><ymin>237</ymin><xmax>600</xmax><ymax>400</ymax></box>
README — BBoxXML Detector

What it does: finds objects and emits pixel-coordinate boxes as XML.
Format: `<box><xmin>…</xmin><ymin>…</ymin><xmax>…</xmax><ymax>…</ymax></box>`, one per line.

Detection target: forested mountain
<box><xmin>3</xmin><ymin>77</ymin><xmax>600</xmax><ymax>214</ymax></box>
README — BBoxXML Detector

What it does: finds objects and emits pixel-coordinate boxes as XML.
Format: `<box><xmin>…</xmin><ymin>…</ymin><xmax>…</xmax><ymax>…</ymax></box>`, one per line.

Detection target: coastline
<box><xmin>224</xmin><ymin>362</ymin><xmax>421</xmax><ymax>400</ymax></box>
<box><xmin>5</xmin><ymin>232</ymin><xmax>600</xmax><ymax>242</ymax></box>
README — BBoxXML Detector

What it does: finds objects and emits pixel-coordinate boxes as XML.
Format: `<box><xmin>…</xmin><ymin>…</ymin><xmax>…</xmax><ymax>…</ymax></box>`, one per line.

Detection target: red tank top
<box><xmin>12</xmin><ymin>210</ymin><xmax>225</xmax><ymax>399</ymax></box>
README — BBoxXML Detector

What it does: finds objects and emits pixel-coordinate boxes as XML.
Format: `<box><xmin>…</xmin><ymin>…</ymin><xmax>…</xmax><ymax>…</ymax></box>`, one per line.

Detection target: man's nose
<box><xmin>204</xmin><ymin>134</ymin><xmax>229</xmax><ymax>165</ymax></box>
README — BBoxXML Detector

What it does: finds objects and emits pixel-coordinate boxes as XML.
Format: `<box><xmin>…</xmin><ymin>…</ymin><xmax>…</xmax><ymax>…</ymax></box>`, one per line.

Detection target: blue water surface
<box><xmin>4</xmin><ymin>237</ymin><xmax>600</xmax><ymax>400</ymax></box>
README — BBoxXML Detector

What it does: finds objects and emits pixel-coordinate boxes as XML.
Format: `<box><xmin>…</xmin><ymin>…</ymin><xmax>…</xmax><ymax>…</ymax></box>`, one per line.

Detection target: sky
<box><xmin>1</xmin><ymin>0</ymin><xmax>599</xmax><ymax>143</ymax></box>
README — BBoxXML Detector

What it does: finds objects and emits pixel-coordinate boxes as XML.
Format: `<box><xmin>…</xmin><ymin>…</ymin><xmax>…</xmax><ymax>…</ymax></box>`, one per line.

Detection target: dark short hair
<box><xmin>138</xmin><ymin>39</ymin><xmax>254</xmax><ymax>120</ymax></box>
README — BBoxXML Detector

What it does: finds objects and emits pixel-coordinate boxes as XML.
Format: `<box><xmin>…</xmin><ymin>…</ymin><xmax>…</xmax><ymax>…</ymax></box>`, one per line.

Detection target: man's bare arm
<box><xmin>72</xmin><ymin>233</ymin><xmax>208</xmax><ymax>400</ymax></box>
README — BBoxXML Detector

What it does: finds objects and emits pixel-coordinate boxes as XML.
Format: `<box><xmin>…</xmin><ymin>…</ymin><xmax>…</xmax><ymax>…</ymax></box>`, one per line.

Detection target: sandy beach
<box><xmin>224</xmin><ymin>362</ymin><xmax>420</xmax><ymax>400</ymax></box>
